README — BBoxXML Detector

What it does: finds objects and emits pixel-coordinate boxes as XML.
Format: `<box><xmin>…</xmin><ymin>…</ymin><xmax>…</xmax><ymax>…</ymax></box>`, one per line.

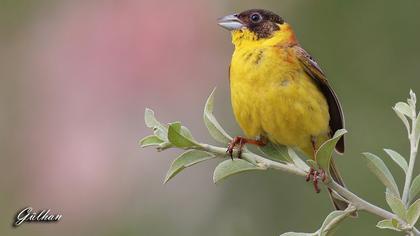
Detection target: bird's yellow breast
<box><xmin>230</xmin><ymin>32</ymin><xmax>330</xmax><ymax>156</ymax></box>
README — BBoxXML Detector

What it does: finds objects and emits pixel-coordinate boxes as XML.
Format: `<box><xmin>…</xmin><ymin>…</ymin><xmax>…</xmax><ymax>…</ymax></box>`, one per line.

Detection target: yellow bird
<box><xmin>218</xmin><ymin>9</ymin><xmax>349</xmax><ymax>211</ymax></box>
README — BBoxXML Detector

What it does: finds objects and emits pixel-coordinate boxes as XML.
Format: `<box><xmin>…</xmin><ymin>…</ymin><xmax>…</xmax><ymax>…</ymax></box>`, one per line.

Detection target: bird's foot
<box><xmin>305</xmin><ymin>167</ymin><xmax>315</xmax><ymax>182</ymax></box>
<box><xmin>226</xmin><ymin>136</ymin><xmax>267</xmax><ymax>159</ymax></box>
<box><xmin>306</xmin><ymin>167</ymin><xmax>327</xmax><ymax>193</ymax></box>
<box><xmin>227</xmin><ymin>137</ymin><xmax>245</xmax><ymax>160</ymax></box>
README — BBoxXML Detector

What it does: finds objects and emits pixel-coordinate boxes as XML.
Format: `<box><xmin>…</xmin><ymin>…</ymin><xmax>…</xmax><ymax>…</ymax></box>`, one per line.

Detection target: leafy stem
<box><xmin>197</xmin><ymin>141</ymin><xmax>416</xmax><ymax>235</ymax></box>
<box><xmin>402</xmin><ymin>91</ymin><xmax>419</xmax><ymax>205</ymax></box>
<box><xmin>140</xmin><ymin>89</ymin><xmax>420</xmax><ymax>235</ymax></box>
<box><xmin>200</xmin><ymin>142</ymin><xmax>392</xmax><ymax>216</ymax></box>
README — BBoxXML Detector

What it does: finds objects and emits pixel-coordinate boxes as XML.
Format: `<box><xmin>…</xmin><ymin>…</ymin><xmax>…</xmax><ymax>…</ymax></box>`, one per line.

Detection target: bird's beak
<box><xmin>218</xmin><ymin>14</ymin><xmax>244</xmax><ymax>31</ymax></box>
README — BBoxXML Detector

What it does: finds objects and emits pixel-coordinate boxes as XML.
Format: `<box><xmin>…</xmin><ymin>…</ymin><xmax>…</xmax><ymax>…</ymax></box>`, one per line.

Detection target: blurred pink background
<box><xmin>2</xmin><ymin>1</ymin><xmax>231</xmax><ymax>235</ymax></box>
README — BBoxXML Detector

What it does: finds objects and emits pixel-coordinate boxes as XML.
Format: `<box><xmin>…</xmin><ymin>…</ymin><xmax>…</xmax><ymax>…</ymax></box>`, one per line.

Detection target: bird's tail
<box><xmin>328</xmin><ymin>159</ymin><xmax>358</xmax><ymax>217</ymax></box>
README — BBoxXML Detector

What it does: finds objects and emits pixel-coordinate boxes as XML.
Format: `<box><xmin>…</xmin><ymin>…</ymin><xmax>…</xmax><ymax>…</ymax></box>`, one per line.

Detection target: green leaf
<box><xmin>144</xmin><ymin>108</ymin><xmax>168</xmax><ymax>141</ymax></box>
<box><xmin>281</xmin><ymin>209</ymin><xmax>354</xmax><ymax>236</ymax></box>
<box><xmin>319</xmin><ymin>210</ymin><xmax>351</xmax><ymax>236</ymax></box>
<box><xmin>139</xmin><ymin>135</ymin><xmax>164</xmax><ymax>147</ymax></box>
<box><xmin>164</xmin><ymin>150</ymin><xmax>215</xmax><ymax>183</ymax></box>
<box><xmin>258</xmin><ymin>142</ymin><xmax>292</xmax><ymax>163</ymax></box>
<box><xmin>407</xmin><ymin>199</ymin><xmax>420</xmax><ymax>225</ymax></box>
<box><xmin>376</xmin><ymin>219</ymin><xmax>401</xmax><ymax>231</ymax></box>
<box><xmin>167</xmin><ymin>122</ymin><xmax>198</xmax><ymax>148</ymax></box>
<box><xmin>415</xmin><ymin>114</ymin><xmax>420</xmax><ymax>144</ymax></box>
<box><xmin>213</xmin><ymin>159</ymin><xmax>263</xmax><ymax>183</ymax></box>
<box><xmin>330</xmin><ymin>189</ymin><xmax>349</xmax><ymax>204</ymax></box>
<box><xmin>203</xmin><ymin>88</ymin><xmax>232</xmax><ymax>144</ymax></box>
<box><xmin>383</xmin><ymin>149</ymin><xmax>408</xmax><ymax>173</ymax></box>
<box><xmin>316</xmin><ymin>129</ymin><xmax>347</xmax><ymax>172</ymax></box>
<box><xmin>391</xmin><ymin>218</ymin><xmax>400</xmax><ymax>228</ymax></box>
<box><xmin>155</xmin><ymin>128</ymin><xmax>169</xmax><ymax>142</ymax></box>
<box><xmin>180</xmin><ymin>126</ymin><xmax>194</xmax><ymax>140</ymax></box>
<box><xmin>385</xmin><ymin>191</ymin><xmax>407</xmax><ymax>220</ymax></box>
<box><xmin>393</xmin><ymin>106</ymin><xmax>411</xmax><ymax>134</ymax></box>
<box><xmin>306</xmin><ymin>159</ymin><xmax>319</xmax><ymax>170</ymax></box>
<box><xmin>145</xmin><ymin>108</ymin><xmax>160</xmax><ymax>128</ymax></box>
<box><xmin>408</xmin><ymin>90</ymin><xmax>417</xmax><ymax>110</ymax></box>
<box><xmin>288</xmin><ymin>148</ymin><xmax>310</xmax><ymax>171</ymax></box>
<box><xmin>394</xmin><ymin>102</ymin><xmax>412</xmax><ymax>118</ymax></box>
<box><xmin>280</xmin><ymin>233</ymin><xmax>316</xmax><ymax>236</ymax></box>
<box><xmin>409</xmin><ymin>174</ymin><xmax>420</xmax><ymax>203</ymax></box>
<box><xmin>362</xmin><ymin>152</ymin><xmax>400</xmax><ymax>198</ymax></box>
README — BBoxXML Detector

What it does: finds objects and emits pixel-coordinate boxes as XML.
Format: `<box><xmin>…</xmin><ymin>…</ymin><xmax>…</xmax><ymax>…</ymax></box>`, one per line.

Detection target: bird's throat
<box><xmin>231</xmin><ymin>23</ymin><xmax>297</xmax><ymax>49</ymax></box>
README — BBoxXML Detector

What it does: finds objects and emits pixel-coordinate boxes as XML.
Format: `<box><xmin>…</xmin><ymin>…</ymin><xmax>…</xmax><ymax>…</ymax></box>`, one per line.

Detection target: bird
<box><xmin>218</xmin><ymin>9</ymin><xmax>350</xmax><ymax>212</ymax></box>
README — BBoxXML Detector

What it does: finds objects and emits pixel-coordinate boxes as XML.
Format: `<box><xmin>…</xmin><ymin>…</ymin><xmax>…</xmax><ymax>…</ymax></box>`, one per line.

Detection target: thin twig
<box><xmin>197</xmin><ymin>142</ymin><xmax>420</xmax><ymax>235</ymax></box>
<box><xmin>327</xmin><ymin>181</ymin><xmax>394</xmax><ymax>219</ymax></box>
<box><xmin>402</xmin><ymin>110</ymin><xmax>418</xmax><ymax>205</ymax></box>
<box><xmin>200</xmin><ymin>144</ymin><xmax>306</xmax><ymax>176</ymax></box>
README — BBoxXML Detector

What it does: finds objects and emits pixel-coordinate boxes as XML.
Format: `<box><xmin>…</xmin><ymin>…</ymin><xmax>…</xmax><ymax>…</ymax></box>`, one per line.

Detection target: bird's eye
<box><xmin>250</xmin><ymin>13</ymin><xmax>262</xmax><ymax>23</ymax></box>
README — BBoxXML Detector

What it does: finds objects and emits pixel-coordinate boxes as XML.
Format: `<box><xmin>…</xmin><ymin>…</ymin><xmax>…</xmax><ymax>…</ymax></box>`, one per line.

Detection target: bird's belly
<box><xmin>230</xmin><ymin>50</ymin><xmax>330</xmax><ymax>154</ymax></box>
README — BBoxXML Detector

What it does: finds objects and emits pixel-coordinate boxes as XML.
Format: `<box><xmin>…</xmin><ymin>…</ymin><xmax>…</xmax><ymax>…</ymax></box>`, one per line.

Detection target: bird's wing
<box><xmin>292</xmin><ymin>45</ymin><xmax>345</xmax><ymax>154</ymax></box>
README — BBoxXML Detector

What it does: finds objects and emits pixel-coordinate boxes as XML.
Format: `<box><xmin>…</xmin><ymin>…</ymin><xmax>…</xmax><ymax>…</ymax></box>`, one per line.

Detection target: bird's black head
<box><xmin>218</xmin><ymin>9</ymin><xmax>284</xmax><ymax>39</ymax></box>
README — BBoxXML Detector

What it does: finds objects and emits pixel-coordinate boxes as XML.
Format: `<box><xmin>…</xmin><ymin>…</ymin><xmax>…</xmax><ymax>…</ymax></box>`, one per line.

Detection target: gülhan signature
<box><xmin>13</xmin><ymin>207</ymin><xmax>62</xmax><ymax>227</ymax></box>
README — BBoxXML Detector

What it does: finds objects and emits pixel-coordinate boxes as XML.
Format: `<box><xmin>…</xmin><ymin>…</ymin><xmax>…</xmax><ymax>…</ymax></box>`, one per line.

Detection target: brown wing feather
<box><xmin>293</xmin><ymin>46</ymin><xmax>345</xmax><ymax>153</ymax></box>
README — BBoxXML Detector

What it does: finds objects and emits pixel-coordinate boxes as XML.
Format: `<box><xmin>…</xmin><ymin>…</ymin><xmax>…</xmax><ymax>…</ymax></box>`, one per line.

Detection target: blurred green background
<box><xmin>1</xmin><ymin>0</ymin><xmax>420</xmax><ymax>235</ymax></box>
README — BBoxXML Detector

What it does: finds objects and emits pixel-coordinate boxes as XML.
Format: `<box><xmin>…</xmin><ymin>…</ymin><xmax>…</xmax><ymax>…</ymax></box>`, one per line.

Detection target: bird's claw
<box><xmin>305</xmin><ymin>167</ymin><xmax>314</xmax><ymax>182</ymax></box>
<box><xmin>226</xmin><ymin>136</ymin><xmax>268</xmax><ymax>159</ymax></box>
<box><xmin>306</xmin><ymin>167</ymin><xmax>327</xmax><ymax>193</ymax></box>
<box><xmin>226</xmin><ymin>136</ymin><xmax>245</xmax><ymax>160</ymax></box>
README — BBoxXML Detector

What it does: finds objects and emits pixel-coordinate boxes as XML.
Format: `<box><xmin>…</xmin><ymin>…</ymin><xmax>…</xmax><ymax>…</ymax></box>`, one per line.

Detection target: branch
<box><xmin>199</xmin><ymin>143</ymin><xmax>393</xmax><ymax>219</ymax></box>
<box><xmin>199</xmin><ymin>144</ymin><xmax>306</xmax><ymax>176</ymax></box>
<box><xmin>141</xmin><ymin>89</ymin><xmax>420</xmax><ymax>235</ymax></box>
<box><xmin>198</xmin><ymin>142</ymin><xmax>420</xmax><ymax>235</ymax></box>
<box><xmin>402</xmin><ymin>91</ymin><xmax>419</xmax><ymax>205</ymax></box>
